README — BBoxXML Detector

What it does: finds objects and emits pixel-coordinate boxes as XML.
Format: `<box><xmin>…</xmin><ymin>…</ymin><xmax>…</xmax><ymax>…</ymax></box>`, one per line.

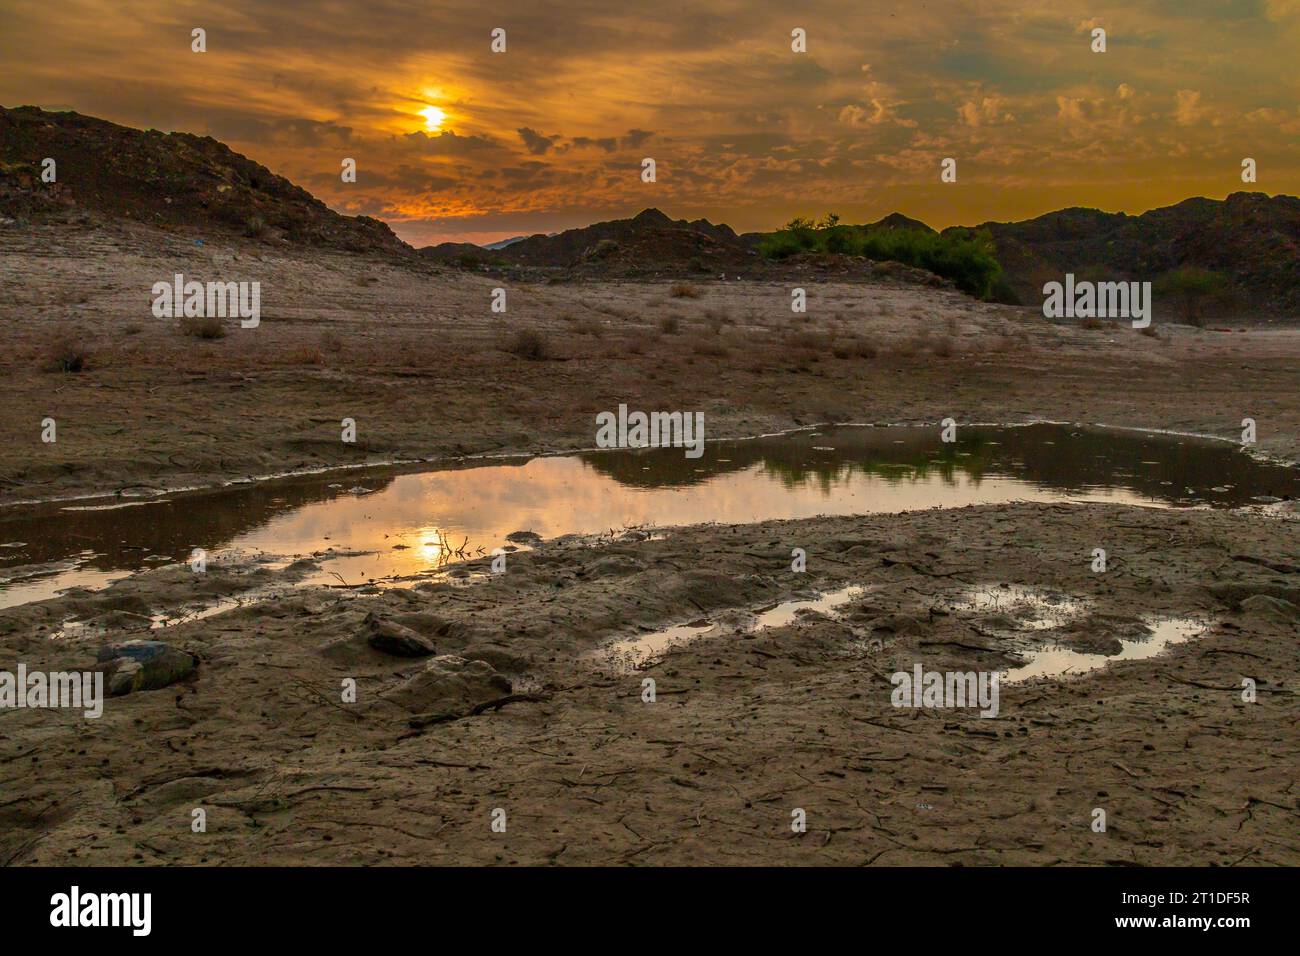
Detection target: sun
<box><xmin>419</xmin><ymin>106</ymin><xmax>446</xmax><ymax>132</ymax></box>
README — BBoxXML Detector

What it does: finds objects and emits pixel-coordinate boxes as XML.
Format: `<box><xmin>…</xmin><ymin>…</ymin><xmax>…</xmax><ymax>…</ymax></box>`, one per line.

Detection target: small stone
<box><xmin>363</xmin><ymin>612</ymin><xmax>436</xmax><ymax>656</ymax></box>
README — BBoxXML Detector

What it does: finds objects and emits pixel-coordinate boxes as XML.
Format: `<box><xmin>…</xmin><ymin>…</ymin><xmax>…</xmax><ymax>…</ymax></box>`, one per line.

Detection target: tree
<box><xmin>1156</xmin><ymin>266</ymin><xmax>1227</xmax><ymax>327</ymax></box>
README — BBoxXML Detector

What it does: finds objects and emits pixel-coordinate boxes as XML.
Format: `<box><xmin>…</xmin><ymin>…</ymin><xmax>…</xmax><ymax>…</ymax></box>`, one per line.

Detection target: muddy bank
<box><xmin>3</xmin><ymin>222</ymin><xmax>1300</xmax><ymax>505</ymax></box>
<box><xmin>1</xmin><ymin>502</ymin><xmax>1295</xmax><ymax>865</ymax></box>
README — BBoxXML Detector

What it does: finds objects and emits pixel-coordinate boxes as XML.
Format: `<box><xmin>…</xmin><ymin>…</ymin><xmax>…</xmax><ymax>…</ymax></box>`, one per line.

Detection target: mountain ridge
<box><xmin>3</xmin><ymin>106</ymin><xmax>1298</xmax><ymax>313</ymax></box>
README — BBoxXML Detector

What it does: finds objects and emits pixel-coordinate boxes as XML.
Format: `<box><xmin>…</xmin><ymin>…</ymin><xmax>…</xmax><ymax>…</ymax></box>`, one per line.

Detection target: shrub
<box><xmin>1154</xmin><ymin>266</ymin><xmax>1227</xmax><ymax>327</ymax></box>
<box><xmin>285</xmin><ymin>345</ymin><xmax>325</xmax><ymax>365</ymax></box>
<box><xmin>658</xmin><ymin>315</ymin><xmax>681</xmax><ymax>334</ymax></box>
<box><xmin>833</xmin><ymin>336</ymin><xmax>878</xmax><ymax>359</ymax></box>
<box><xmin>506</xmin><ymin>328</ymin><xmax>549</xmax><ymax>360</ymax></box>
<box><xmin>180</xmin><ymin>315</ymin><xmax>226</xmax><ymax>339</ymax></box>
<box><xmin>670</xmin><ymin>283</ymin><xmax>700</xmax><ymax>299</ymax></box>
<box><xmin>759</xmin><ymin>216</ymin><xmax>1005</xmax><ymax>299</ymax></box>
<box><xmin>43</xmin><ymin>332</ymin><xmax>89</xmax><ymax>372</ymax></box>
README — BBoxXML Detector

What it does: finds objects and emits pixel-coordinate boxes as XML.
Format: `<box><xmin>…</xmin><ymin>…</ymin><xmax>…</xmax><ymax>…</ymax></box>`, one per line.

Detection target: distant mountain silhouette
<box><xmin>0</xmin><ymin>105</ymin><xmax>411</xmax><ymax>256</ymax></box>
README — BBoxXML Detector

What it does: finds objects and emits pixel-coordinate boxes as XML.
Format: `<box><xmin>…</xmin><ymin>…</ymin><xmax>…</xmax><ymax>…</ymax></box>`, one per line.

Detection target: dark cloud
<box><xmin>400</xmin><ymin>129</ymin><xmax>501</xmax><ymax>156</ymax></box>
<box><xmin>572</xmin><ymin>135</ymin><xmax>618</xmax><ymax>152</ymax></box>
<box><xmin>517</xmin><ymin>127</ymin><xmax>562</xmax><ymax>155</ymax></box>
<box><xmin>621</xmin><ymin>129</ymin><xmax>654</xmax><ymax>149</ymax></box>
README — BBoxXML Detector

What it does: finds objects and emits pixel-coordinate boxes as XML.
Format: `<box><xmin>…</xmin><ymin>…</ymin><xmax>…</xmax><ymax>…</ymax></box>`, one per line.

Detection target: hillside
<box><xmin>4</xmin><ymin>106</ymin><xmax>1297</xmax><ymax>315</ymax></box>
<box><xmin>969</xmin><ymin>192</ymin><xmax>1300</xmax><ymax>316</ymax></box>
<box><xmin>0</xmin><ymin>105</ymin><xmax>412</xmax><ymax>256</ymax></box>
<box><xmin>423</xmin><ymin>207</ymin><xmax>757</xmax><ymax>273</ymax></box>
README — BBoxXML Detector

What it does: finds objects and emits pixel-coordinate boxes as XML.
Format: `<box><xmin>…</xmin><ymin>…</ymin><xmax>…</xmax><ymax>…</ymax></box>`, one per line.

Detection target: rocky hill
<box><xmin>5</xmin><ymin>106</ymin><xmax>1296</xmax><ymax>314</ymax></box>
<box><xmin>0</xmin><ymin>106</ymin><xmax>412</xmax><ymax>256</ymax></box>
<box><xmin>969</xmin><ymin>192</ymin><xmax>1300</xmax><ymax>316</ymax></box>
<box><xmin>424</xmin><ymin>207</ymin><xmax>756</xmax><ymax>273</ymax></box>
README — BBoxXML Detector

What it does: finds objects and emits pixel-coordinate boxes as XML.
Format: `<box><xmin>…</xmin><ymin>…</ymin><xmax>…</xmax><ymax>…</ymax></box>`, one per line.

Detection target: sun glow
<box><xmin>419</xmin><ymin>106</ymin><xmax>446</xmax><ymax>131</ymax></box>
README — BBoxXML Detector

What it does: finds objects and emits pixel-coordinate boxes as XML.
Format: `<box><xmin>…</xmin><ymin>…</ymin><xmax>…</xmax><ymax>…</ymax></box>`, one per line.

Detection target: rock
<box><xmin>869</xmin><ymin>613</ymin><xmax>926</xmax><ymax>637</ymax></box>
<box><xmin>380</xmin><ymin>655</ymin><xmax>512</xmax><ymax>719</ymax></box>
<box><xmin>82</xmin><ymin>610</ymin><xmax>153</xmax><ymax>631</ymax></box>
<box><xmin>587</xmin><ymin>555</ymin><xmax>644</xmax><ymax>578</ymax></box>
<box><xmin>1240</xmin><ymin>594</ymin><xmax>1300</xmax><ymax>623</ymax></box>
<box><xmin>506</xmin><ymin>530</ymin><xmax>543</xmax><ymax>545</ymax></box>
<box><xmin>108</xmin><ymin>659</ymin><xmax>143</xmax><ymax>696</ymax></box>
<box><xmin>1208</xmin><ymin>583</ymin><xmax>1300</xmax><ymax>610</ymax></box>
<box><xmin>363</xmin><ymin>612</ymin><xmax>436</xmax><ymax>656</ymax></box>
<box><xmin>461</xmin><ymin>640</ymin><xmax>531</xmax><ymax>673</ymax></box>
<box><xmin>95</xmin><ymin>640</ymin><xmax>197</xmax><ymax>695</ymax></box>
<box><xmin>392</xmin><ymin>612</ymin><xmax>481</xmax><ymax>644</ymax></box>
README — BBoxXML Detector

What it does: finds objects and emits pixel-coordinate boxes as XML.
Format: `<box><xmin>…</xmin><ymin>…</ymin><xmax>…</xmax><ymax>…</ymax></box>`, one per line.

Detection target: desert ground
<box><xmin>0</xmin><ymin>221</ymin><xmax>1297</xmax><ymax>865</ymax></box>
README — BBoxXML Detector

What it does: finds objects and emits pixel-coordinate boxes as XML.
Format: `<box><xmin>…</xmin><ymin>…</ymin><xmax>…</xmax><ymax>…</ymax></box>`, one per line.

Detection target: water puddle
<box><xmin>950</xmin><ymin>584</ymin><xmax>1211</xmax><ymax>681</ymax></box>
<box><xmin>1</xmin><ymin>423</ymin><xmax>1294</xmax><ymax>612</ymax></box>
<box><xmin>592</xmin><ymin>584</ymin><xmax>867</xmax><ymax>670</ymax></box>
<box><xmin>1001</xmin><ymin>616</ymin><xmax>1208</xmax><ymax>683</ymax></box>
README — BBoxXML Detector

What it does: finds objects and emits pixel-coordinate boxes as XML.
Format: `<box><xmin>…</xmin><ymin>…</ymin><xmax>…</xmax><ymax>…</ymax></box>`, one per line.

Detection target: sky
<box><xmin>3</xmin><ymin>0</ymin><xmax>1299</xmax><ymax>246</ymax></box>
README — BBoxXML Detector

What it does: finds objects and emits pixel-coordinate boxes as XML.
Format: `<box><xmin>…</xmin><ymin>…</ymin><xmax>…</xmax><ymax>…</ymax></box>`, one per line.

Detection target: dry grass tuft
<box><xmin>180</xmin><ymin>315</ymin><xmax>226</xmax><ymax>340</ymax></box>
<box><xmin>42</xmin><ymin>330</ymin><xmax>91</xmax><ymax>372</ymax></box>
<box><xmin>506</xmin><ymin>328</ymin><xmax>550</xmax><ymax>360</ymax></box>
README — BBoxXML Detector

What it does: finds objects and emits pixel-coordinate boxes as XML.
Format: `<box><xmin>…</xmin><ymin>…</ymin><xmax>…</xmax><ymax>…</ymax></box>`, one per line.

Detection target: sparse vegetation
<box><xmin>785</xmin><ymin>330</ymin><xmax>829</xmax><ymax>350</ymax></box>
<box><xmin>284</xmin><ymin>345</ymin><xmax>325</xmax><ymax>365</ymax></box>
<box><xmin>1155</xmin><ymin>266</ymin><xmax>1228</xmax><ymax>327</ymax></box>
<box><xmin>42</xmin><ymin>331</ymin><xmax>90</xmax><ymax>372</ymax></box>
<box><xmin>831</xmin><ymin>336</ymin><xmax>878</xmax><ymax>359</ymax></box>
<box><xmin>506</xmin><ymin>327</ymin><xmax>549</xmax><ymax>360</ymax></box>
<box><xmin>930</xmin><ymin>333</ymin><xmax>956</xmax><ymax>357</ymax></box>
<box><xmin>180</xmin><ymin>315</ymin><xmax>226</xmax><ymax>339</ymax></box>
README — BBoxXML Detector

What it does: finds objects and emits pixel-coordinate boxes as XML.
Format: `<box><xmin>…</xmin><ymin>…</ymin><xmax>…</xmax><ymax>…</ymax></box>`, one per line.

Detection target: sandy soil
<box><xmin>1</xmin><ymin>221</ymin><xmax>1297</xmax><ymax>866</ymax></box>
<box><xmin>2</xmin><ymin>221</ymin><xmax>1299</xmax><ymax>505</ymax></box>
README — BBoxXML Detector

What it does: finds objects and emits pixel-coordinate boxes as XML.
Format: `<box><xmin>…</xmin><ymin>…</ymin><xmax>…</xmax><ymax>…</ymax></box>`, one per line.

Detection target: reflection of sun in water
<box><xmin>419</xmin><ymin>106</ymin><xmax>446</xmax><ymax>131</ymax></box>
<box><xmin>418</xmin><ymin>530</ymin><xmax>447</xmax><ymax>563</ymax></box>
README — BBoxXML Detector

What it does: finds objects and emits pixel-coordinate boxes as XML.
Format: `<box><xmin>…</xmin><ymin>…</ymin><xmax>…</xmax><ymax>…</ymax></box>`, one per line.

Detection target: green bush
<box><xmin>758</xmin><ymin>217</ymin><xmax>1006</xmax><ymax>299</ymax></box>
<box><xmin>1154</xmin><ymin>266</ymin><xmax>1227</xmax><ymax>327</ymax></box>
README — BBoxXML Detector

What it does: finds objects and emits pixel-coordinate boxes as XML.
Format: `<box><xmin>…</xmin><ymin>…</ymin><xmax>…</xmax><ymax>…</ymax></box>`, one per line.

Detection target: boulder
<box><xmin>381</xmin><ymin>655</ymin><xmax>512</xmax><ymax>719</ymax></box>
<box><xmin>461</xmin><ymin>640</ymin><xmax>531</xmax><ymax>673</ymax></box>
<box><xmin>1240</xmin><ymin>594</ymin><xmax>1300</xmax><ymax>623</ymax></box>
<box><xmin>364</xmin><ymin>612</ymin><xmax>436</xmax><ymax>656</ymax></box>
<box><xmin>95</xmin><ymin>640</ymin><xmax>197</xmax><ymax>695</ymax></box>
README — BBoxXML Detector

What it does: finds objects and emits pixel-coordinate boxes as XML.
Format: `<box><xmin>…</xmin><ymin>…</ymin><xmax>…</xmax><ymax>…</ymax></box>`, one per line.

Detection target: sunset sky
<box><xmin>3</xmin><ymin>0</ymin><xmax>1299</xmax><ymax>245</ymax></box>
